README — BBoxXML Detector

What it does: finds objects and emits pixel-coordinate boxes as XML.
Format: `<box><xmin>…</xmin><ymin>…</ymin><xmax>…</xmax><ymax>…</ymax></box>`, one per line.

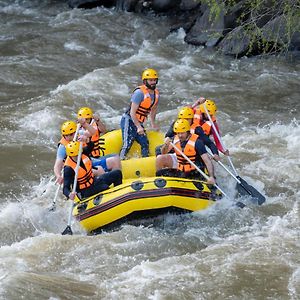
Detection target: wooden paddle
<box><xmin>61</xmin><ymin>141</ymin><xmax>83</xmax><ymax>235</ymax></box>
<box><xmin>203</xmin><ymin>104</ymin><xmax>266</xmax><ymax>205</ymax></box>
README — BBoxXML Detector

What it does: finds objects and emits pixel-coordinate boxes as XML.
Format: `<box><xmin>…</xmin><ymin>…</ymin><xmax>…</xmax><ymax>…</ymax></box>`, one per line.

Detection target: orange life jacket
<box><xmin>190</xmin><ymin>123</ymin><xmax>198</xmax><ymax>134</ymax></box>
<box><xmin>90</xmin><ymin>122</ymin><xmax>102</xmax><ymax>158</ymax></box>
<box><xmin>174</xmin><ymin>134</ymin><xmax>198</xmax><ymax>172</ymax></box>
<box><xmin>58</xmin><ymin>136</ymin><xmax>69</xmax><ymax>147</ymax></box>
<box><xmin>131</xmin><ymin>85</ymin><xmax>159</xmax><ymax>123</ymax></box>
<box><xmin>201</xmin><ymin>120</ymin><xmax>214</xmax><ymax>135</ymax></box>
<box><xmin>64</xmin><ymin>154</ymin><xmax>94</xmax><ymax>190</ymax></box>
<box><xmin>193</xmin><ymin>107</ymin><xmax>216</xmax><ymax>129</ymax></box>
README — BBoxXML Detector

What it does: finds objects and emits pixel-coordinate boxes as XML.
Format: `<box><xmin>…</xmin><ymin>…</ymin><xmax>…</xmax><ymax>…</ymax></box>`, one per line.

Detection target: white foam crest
<box><xmin>220</xmin><ymin>120</ymin><xmax>300</xmax><ymax>192</ymax></box>
<box><xmin>119</xmin><ymin>40</ymin><xmax>171</xmax><ymax>67</ymax></box>
<box><xmin>18</xmin><ymin>106</ymin><xmax>60</xmax><ymax>140</ymax></box>
<box><xmin>52</xmin><ymin>69</ymin><xmax>129</xmax><ymax>105</ymax></box>
<box><xmin>0</xmin><ymin>202</ymin><xmax>23</xmax><ymax>226</ymax></box>
<box><xmin>0</xmin><ymin>3</ymin><xmax>38</xmax><ymax>16</ymax></box>
<box><xmin>64</xmin><ymin>42</ymin><xmax>89</xmax><ymax>52</ymax></box>
<box><xmin>165</xmin><ymin>27</ymin><xmax>186</xmax><ymax>44</ymax></box>
<box><xmin>106</xmin><ymin>255</ymin><xmax>199</xmax><ymax>297</ymax></box>
<box><xmin>288</xmin><ymin>267</ymin><xmax>300</xmax><ymax>299</ymax></box>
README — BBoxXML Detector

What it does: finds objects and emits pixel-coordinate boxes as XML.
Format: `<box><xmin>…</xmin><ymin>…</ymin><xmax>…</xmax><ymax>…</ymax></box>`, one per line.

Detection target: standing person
<box><xmin>156</xmin><ymin>119</ymin><xmax>216</xmax><ymax>184</ymax></box>
<box><xmin>63</xmin><ymin>141</ymin><xmax>123</xmax><ymax>200</ymax></box>
<box><xmin>120</xmin><ymin>68</ymin><xmax>160</xmax><ymax>160</ymax></box>
<box><xmin>77</xmin><ymin>107</ymin><xmax>121</xmax><ymax>174</ymax></box>
<box><xmin>53</xmin><ymin>120</ymin><xmax>91</xmax><ymax>184</ymax></box>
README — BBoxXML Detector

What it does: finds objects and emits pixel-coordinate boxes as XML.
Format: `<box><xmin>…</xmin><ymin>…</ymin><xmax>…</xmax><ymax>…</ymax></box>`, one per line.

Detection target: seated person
<box><xmin>77</xmin><ymin>107</ymin><xmax>121</xmax><ymax>175</ymax></box>
<box><xmin>156</xmin><ymin>106</ymin><xmax>220</xmax><ymax>172</ymax></box>
<box><xmin>156</xmin><ymin>119</ymin><xmax>216</xmax><ymax>185</ymax></box>
<box><xmin>63</xmin><ymin>141</ymin><xmax>122</xmax><ymax>200</ymax></box>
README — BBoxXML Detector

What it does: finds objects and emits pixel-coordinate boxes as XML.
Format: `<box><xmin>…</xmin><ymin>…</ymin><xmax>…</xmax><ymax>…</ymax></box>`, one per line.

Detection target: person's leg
<box><xmin>98</xmin><ymin>169</ymin><xmax>123</xmax><ymax>187</ymax></box>
<box><xmin>106</xmin><ymin>155</ymin><xmax>121</xmax><ymax>170</ymax></box>
<box><xmin>156</xmin><ymin>154</ymin><xmax>174</xmax><ymax>171</ymax></box>
<box><xmin>135</xmin><ymin>133</ymin><xmax>149</xmax><ymax>157</ymax></box>
<box><xmin>120</xmin><ymin>115</ymin><xmax>136</xmax><ymax>160</ymax></box>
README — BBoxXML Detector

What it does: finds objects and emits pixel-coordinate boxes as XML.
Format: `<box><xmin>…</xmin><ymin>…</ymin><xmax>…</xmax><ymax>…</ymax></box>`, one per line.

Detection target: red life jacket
<box><xmin>174</xmin><ymin>134</ymin><xmax>198</xmax><ymax>172</ymax></box>
<box><xmin>131</xmin><ymin>85</ymin><xmax>159</xmax><ymax>123</ymax></box>
<box><xmin>64</xmin><ymin>154</ymin><xmax>94</xmax><ymax>190</ymax></box>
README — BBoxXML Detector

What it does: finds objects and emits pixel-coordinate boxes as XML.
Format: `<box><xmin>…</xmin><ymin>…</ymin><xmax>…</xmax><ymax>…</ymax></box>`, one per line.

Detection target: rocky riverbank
<box><xmin>67</xmin><ymin>0</ymin><xmax>300</xmax><ymax>58</ymax></box>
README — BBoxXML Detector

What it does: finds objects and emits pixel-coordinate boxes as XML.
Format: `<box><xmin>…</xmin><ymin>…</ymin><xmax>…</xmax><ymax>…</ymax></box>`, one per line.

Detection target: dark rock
<box><xmin>180</xmin><ymin>0</ymin><xmax>200</xmax><ymax>11</ymax></box>
<box><xmin>217</xmin><ymin>26</ymin><xmax>251</xmax><ymax>57</ymax></box>
<box><xmin>261</xmin><ymin>15</ymin><xmax>287</xmax><ymax>44</ymax></box>
<box><xmin>290</xmin><ymin>31</ymin><xmax>300</xmax><ymax>51</ymax></box>
<box><xmin>169</xmin><ymin>9</ymin><xmax>201</xmax><ymax>32</ymax></box>
<box><xmin>67</xmin><ymin>0</ymin><xmax>116</xmax><ymax>9</ymax></box>
<box><xmin>117</xmin><ymin>0</ymin><xmax>138</xmax><ymax>12</ymax></box>
<box><xmin>151</xmin><ymin>0</ymin><xmax>180</xmax><ymax>13</ymax></box>
<box><xmin>184</xmin><ymin>8</ymin><xmax>225</xmax><ymax>47</ymax></box>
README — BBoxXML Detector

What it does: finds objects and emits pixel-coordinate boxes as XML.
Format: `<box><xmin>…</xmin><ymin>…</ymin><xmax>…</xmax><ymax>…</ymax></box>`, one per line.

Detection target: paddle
<box><xmin>48</xmin><ymin>182</ymin><xmax>61</xmax><ymax>212</ymax></box>
<box><xmin>61</xmin><ymin>141</ymin><xmax>83</xmax><ymax>235</ymax></box>
<box><xmin>203</xmin><ymin>104</ymin><xmax>266</xmax><ymax>205</ymax></box>
<box><xmin>169</xmin><ymin>142</ymin><xmax>230</xmax><ymax>200</ymax></box>
<box><xmin>41</xmin><ymin>175</ymin><xmax>55</xmax><ymax>196</ymax></box>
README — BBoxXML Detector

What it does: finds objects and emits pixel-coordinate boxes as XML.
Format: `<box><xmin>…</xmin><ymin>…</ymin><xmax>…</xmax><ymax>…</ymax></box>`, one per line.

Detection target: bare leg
<box><xmin>106</xmin><ymin>156</ymin><xmax>121</xmax><ymax>170</ymax></box>
<box><xmin>156</xmin><ymin>154</ymin><xmax>173</xmax><ymax>171</ymax></box>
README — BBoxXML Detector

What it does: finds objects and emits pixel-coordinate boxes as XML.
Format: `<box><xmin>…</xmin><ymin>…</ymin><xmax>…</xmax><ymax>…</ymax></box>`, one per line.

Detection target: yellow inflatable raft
<box><xmin>71</xmin><ymin>129</ymin><xmax>221</xmax><ymax>233</ymax></box>
<box><xmin>98</xmin><ymin>129</ymin><xmax>164</xmax><ymax>159</ymax></box>
<box><xmin>73</xmin><ymin>176</ymin><xmax>219</xmax><ymax>234</ymax></box>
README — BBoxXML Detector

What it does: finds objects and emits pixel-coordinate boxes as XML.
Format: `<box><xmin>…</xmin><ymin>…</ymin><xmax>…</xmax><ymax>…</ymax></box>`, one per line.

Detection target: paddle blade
<box><xmin>236</xmin><ymin>176</ymin><xmax>266</xmax><ymax>205</ymax></box>
<box><xmin>62</xmin><ymin>225</ymin><xmax>73</xmax><ymax>235</ymax></box>
<box><xmin>48</xmin><ymin>204</ymin><xmax>56</xmax><ymax>212</ymax></box>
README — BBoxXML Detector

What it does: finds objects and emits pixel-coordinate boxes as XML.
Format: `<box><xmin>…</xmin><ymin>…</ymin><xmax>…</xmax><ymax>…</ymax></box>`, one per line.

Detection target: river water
<box><xmin>0</xmin><ymin>1</ymin><xmax>299</xmax><ymax>299</ymax></box>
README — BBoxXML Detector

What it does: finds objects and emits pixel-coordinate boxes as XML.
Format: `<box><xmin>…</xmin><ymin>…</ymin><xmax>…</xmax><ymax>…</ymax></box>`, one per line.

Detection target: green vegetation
<box><xmin>200</xmin><ymin>0</ymin><xmax>300</xmax><ymax>55</ymax></box>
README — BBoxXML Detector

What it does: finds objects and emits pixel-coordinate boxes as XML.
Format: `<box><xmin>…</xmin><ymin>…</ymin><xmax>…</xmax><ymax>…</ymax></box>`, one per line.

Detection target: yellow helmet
<box><xmin>200</xmin><ymin>100</ymin><xmax>217</xmax><ymax>116</ymax></box>
<box><xmin>142</xmin><ymin>68</ymin><xmax>158</xmax><ymax>80</ymax></box>
<box><xmin>66</xmin><ymin>141</ymin><xmax>80</xmax><ymax>157</ymax></box>
<box><xmin>77</xmin><ymin>107</ymin><xmax>93</xmax><ymax>119</ymax></box>
<box><xmin>173</xmin><ymin>119</ymin><xmax>191</xmax><ymax>133</ymax></box>
<box><xmin>178</xmin><ymin>107</ymin><xmax>194</xmax><ymax>119</ymax></box>
<box><xmin>61</xmin><ymin>120</ymin><xmax>77</xmax><ymax>136</ymax></box>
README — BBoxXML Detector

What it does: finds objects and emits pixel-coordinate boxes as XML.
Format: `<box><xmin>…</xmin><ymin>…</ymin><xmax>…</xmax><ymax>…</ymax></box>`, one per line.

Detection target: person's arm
<box><xmin>201</xmin><ymin>153</ymin><xmax>215</xmax><ymax>184</ymax></box>
<box><xmin>63</xmin><ymin>166</ymin><xmax>75</xmax><ymax>198</ymax></box>
<box><xmin>78</xmin><ymin>117</ymin><xmax>96</xmax><ymax>137</ymax></box>
<box><xmin>211</xmin><ymin>121</ymin><xmax>229</xmax><ymax>155</ymax></box>
<box><xmin>195</xmin><ymin>139</ymin><xmax>215</xmax><ymax>184</ymax></box>
<box><xmin>93</xmin><ymin>114</ymin><xmax>107</xmax><ymax>134</ymax></box>
<box><xmin>149</xmin><ymin>103</ymin><xmax>159</xmax><ymax>129</ymax></box>
<box><xmin>54</xmin><ymin>144</ymin><xmax>66</xmax><ymax>184</ymax></box>
<box><xmin>161</xmin><ymin>137</ymin><xmax>173</xmax><ymax>154</ymax></box>
<box><xmin>54</xmin><ymin>159</ymin><xmax>64</xmax><ymax>184</ymax></box>
<box><xmin>191</xmin><ymin>97</ymin><xmax>206</xmax><ymax>109</ymax></box>
<box><xmin>165</xmin><ymin>121</ymin><xmax>175</xmax><ymax>138</ymax></box>
<box><xmin>195</xmin><ymin>126</ymin><xmax>220</xmax><ymax>159</ymax></box>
